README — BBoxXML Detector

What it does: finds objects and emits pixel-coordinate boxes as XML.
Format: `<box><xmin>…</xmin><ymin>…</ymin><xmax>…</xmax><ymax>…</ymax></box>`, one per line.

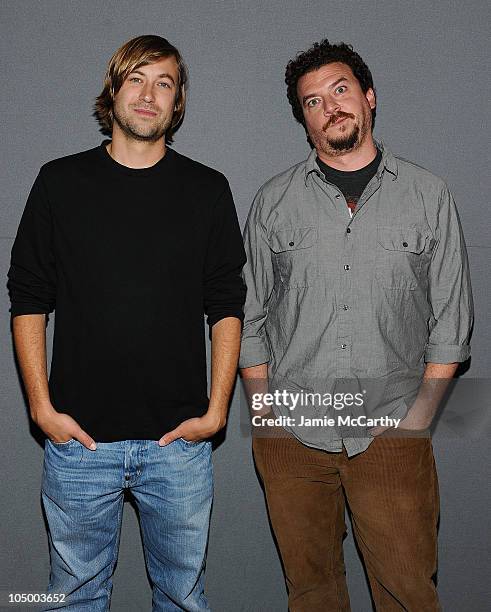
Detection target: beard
<box><xmin>113</xmin><ymin>103</ymin><xmax>173</xmax><ymax>143</ymax></box>
<box><xmin>327</xmin><ymin>123</ymin><xmax>360</xmax><ymax>152</ymax></box>
<box><xmin>309</xmin><ymin>107</ymin><xmax>372</xmax><ymax>157</ymax></box>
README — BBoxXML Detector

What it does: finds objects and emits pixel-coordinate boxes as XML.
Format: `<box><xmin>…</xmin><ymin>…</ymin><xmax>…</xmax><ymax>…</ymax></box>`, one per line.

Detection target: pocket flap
<box><xmin>270</xmin><ymin>226</ymin><xmax>317</xmax><ymax>253</ymax></box>
<box><xmin>377</xmin><ymin>227</ymin><xmax>427</xmax><ymax>254</ymax></box>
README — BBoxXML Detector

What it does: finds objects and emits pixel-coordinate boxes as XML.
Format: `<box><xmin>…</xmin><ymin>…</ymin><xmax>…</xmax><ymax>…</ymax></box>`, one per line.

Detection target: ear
<box><xmin>365</xmin><ymin>87</ymin><xmax>376</xmax><ymax>110</ymax></box>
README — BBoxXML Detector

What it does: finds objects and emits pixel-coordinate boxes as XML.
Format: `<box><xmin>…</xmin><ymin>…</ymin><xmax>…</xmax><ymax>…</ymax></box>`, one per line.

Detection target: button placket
<box><xmin>337</xmin><ymin>217</ymin><xmax>354</xmax><ymax>377</ymax></box>
<box><xmin>123</xmin><ymin>441</ymin><xmax>143</xmax><ymax>486</ymax></box>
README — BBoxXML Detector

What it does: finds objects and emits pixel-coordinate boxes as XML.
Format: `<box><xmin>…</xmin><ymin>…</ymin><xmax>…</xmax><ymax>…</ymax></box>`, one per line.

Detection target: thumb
<box><xmin>369</xmin><ymin>425</ymin><xmax>387</xmax><ymax>437</ymax></box>
<box><xmin>158</xmin><ymin>427</ymin><xmax>182</xmax><ymax>446</ymax></box>
<box><xmin>75</xmin><ymin>428</ymin><xmax>97</xmax><ymax>450</ymax></box>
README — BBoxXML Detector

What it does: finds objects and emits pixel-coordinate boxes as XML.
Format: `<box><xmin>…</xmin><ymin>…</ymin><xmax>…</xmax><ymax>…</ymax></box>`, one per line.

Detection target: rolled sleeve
<box><xmin>203</xmin><ymin>180</ymin><xmax>246</xmax><ymax>334</ymax></box>
<box><xmin>7</xmin><ymin>170</ymin><xmax>57</xmax><ymax>317</ymax></box>
<box><xmin>239</xmin><ymin>191</ymin><xmax>274</xmax><ymax>369</ymax></box>
<box><xmin>424</xmin><ymin>185</ymin><xmax>473</xmax><ymax>363</ymax></box>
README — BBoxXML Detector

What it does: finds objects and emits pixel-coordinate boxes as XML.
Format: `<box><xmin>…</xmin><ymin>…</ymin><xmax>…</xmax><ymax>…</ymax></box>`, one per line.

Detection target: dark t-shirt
<box><xmin>317</xmin><ymin>148</ymin><xmax>382</xmax><ymax>216</ymax></box>
<box><xmin>7</xmin><ymin>142</ymin><xmax>246</xmax><ymax>441</ymax></box>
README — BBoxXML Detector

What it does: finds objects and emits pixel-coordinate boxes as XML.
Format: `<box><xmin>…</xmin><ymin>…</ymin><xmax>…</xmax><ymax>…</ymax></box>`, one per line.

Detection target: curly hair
<box><xmin>285</xmin><ymin>39</ymin><xmax>376</xmax><ymax>129</ymax></box>
<box><xmin>94</xmin><ymin>35</ymin><xmax>188</xmax><ymax>145</ymax></box>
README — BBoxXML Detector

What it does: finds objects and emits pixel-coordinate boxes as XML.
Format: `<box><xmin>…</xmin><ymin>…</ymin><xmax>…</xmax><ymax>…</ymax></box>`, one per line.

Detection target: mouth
<box><xmin>331</xmin><ymin>116</ymin><xmax>348</xmax><ymax>127</ymax></box>
<box><xmin>133</xmin><ymin>108</ymin><xmax>158</xmax><ymax>117</ymax></box>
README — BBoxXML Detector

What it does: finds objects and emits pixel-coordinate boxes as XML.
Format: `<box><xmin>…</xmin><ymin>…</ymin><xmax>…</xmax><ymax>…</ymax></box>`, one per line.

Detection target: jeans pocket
<box><xmin>178</xmin><ymin>437</ymin><xmax>205</xmax><ymax>446</ymax></box>
<box><xmin>48</xmin><ymin>437</ymin><xmax>76</xmax><ymax>446</ymax></box>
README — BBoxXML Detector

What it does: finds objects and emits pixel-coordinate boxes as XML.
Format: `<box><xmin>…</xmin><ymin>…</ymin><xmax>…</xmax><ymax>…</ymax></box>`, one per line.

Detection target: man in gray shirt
<box><xmin>240</xmin><ymin>39</ymin><xmax>473</xmax><ymax>611</ymax></box>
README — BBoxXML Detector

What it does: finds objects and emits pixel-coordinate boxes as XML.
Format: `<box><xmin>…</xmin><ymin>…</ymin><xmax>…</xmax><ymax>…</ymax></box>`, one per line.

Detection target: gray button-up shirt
<box><xmin>239</xmin><ymin>142</ymin><xmax>473</xmax><ymax>456</ymax></box>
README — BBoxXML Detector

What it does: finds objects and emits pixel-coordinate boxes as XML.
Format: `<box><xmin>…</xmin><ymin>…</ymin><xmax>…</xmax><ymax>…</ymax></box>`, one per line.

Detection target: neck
<box><xmin>317</xmin><ymin>135</ymin><xmax>377</xmax><ymax>171</ymax></box>
<box><xmin>108</xmin><ymin>127</ymin><xmax>167</xmax><ymax>169</ymax></box>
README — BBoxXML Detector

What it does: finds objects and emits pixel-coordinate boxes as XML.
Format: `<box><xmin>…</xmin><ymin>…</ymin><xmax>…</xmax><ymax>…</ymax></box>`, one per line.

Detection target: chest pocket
<box><xmin>376</xmin><ymin>227</ymin><xmax>428</xmax><ymax>290</ymax></box>
<box><xmin>270</xmin><ymin>226</ymin><xmax>318</xmax><ymax>289</ymax></box>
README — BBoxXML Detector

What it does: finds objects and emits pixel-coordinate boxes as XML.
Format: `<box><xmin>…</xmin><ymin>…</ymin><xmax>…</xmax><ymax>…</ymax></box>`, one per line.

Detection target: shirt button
<box><xmin>289</xmin><ymin>241</ymin><xmax>295</xmax><ymax>247</ymax></box>
<box><xmin>402</xmin><ymin>241</ymin><xmax>408</xmax><ymax>247</ymax></box>
<box><xmin>335</xmin><ymin>194</ymin><xmax>341</xmax><ymax>198</ymax></box>
<box><xmin>346</xmin><ymin>228</ymin><xmax>351</xmax><ymax>234</ymax></box>
<box><xmin>342</xmin><ymin>304</ymin><xmax>349</xmax><ymax>310</ymax></box>
<box><xmin>344</xmin><ymin>264</ymin><xmax>350</xmax><ymax>271</ymax></box>
<box><xmin>125</xmin><ymin>474</ymin><xmax>130</xmax><ymax>481</ymax></box>
<box><xmin>341</xmin><ymin>343</ymin><xmax>347</xmax><ymax>349</ymax></box>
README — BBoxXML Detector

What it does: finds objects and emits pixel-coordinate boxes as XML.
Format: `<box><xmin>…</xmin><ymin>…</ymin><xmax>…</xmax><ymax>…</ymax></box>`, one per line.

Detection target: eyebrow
<box><xmin>128</xmin><ymin>70</ymin><xmax>176</xmax><ymax>85</ymax></box>
<box><xmin>302</xmin><ymin>77</ymin><xmax>348</xmax><ymax>105</ymax></box>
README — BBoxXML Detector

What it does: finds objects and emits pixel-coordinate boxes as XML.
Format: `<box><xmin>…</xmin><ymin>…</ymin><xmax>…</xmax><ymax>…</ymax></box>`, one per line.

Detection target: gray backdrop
<box><xmin>1</xmin><ymin>1</ymin><xmax>489</xmax><ymax>610</ymax></box>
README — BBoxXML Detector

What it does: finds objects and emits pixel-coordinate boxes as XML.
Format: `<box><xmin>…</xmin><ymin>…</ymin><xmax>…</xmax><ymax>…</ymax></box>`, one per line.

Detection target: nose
<box><xmin>323</xmin><ymin>96</ymin><xmax>340</xmax><ymax>116</ymax></box>
<box><xmin>139</xmin><ymin>82</ymin><xmax>154</xmax><ymax>103</ymax></box>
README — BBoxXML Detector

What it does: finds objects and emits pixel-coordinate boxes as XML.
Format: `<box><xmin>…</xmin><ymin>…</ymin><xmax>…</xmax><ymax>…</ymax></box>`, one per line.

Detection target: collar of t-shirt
<box><xmin>316</xmin><ymin>148</ymin><xmax>382</xmax><ymax>216</ymax></box>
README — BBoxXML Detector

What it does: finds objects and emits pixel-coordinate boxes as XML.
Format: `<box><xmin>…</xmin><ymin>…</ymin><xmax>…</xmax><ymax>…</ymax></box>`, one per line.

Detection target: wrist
<box><xmin>205</xmin><ymin>407</ymin><xmax>227</xmax><ymax>429</ymax></box>
<box><xmin>30</xmin><ymin>402</ymin><xmax>56</xmax><ymax>423</ymax></box>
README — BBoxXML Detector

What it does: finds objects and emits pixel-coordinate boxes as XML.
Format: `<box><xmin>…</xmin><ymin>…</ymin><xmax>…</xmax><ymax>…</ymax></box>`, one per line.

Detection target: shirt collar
<box><xmin>304</xmin><ymin>139</ymin><xmax>398</xmax><ymax>185</ymax></box>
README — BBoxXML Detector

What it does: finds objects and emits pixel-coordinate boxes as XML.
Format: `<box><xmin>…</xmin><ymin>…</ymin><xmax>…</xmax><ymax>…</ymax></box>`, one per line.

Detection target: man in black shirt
<box><xmin>8</xmin><ymin>35</ymin><xmax>246</xmax><ymax>611</ymax></box>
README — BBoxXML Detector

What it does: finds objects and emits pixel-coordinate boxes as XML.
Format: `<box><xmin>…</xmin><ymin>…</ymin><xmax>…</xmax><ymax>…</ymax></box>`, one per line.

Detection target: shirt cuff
<box><xmin>239</xmin><ymin>337</ymin><xmax>270</xmax><ymax>369</ymax></box>
<box><xmin>10</xmin><ymin>303</ymin><xmax>53</xmax><ymax>317</ymax></box>
<box><xmin>424</xmin><ymin>343</ymin><xmax>471</xmax><ymax>363</ymax></box>
<box><xmin>207</xmin><ymin>312</ymin><xmax>244</xmax><ymax>340</ymax></box>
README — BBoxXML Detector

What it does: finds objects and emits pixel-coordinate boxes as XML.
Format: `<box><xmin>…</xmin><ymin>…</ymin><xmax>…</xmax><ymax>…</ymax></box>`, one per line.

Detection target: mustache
<box><xmin>323</xmin><ymin>111</ymin><xmax>355</xmax><ymax>130</ymax></box>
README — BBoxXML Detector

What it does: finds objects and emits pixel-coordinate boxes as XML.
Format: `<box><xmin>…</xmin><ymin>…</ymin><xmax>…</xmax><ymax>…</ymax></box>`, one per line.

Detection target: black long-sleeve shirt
<box><xmin>7</xmin><ymin>142</ymin><xmax>246</xmax><ymax>441</ymax></box>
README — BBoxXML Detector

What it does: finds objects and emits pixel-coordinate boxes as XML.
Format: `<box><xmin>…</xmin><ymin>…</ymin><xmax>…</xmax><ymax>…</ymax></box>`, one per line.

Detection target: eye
<box><xmin>157</xmin><ymin>81</ymin><xmax>172</xmax><ymax>88</ymax></box>
<box><xmin>128</xmin><ymin>77</ymin><xmax>142</xmax><ymax>84</ymax></box>
<box><xmin>335</xmin><ymin>85</ymin><xmax>347</xmax><ymax>94</ymax></box>
<box><xmin>306</xmin><ymin>98</ymin><xmax>321</xmax><ymax>108</ymax></box>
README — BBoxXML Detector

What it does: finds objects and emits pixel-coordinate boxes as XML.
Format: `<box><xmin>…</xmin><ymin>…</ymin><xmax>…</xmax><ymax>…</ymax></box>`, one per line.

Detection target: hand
<box><xmin>240</xmin><ymin>373</ymin><xmax>270</xmax><ymax>417</ymax></box>
<box><xmin>370</xmin><ymin>411</ymin><xmax>431</xmax><ymax>437</ymax></box>
<box><xmin>370</xmin><ymin>366</ymin><xmax>454</xmax><ymax>437</ymax></box>
<box><xmin>158</xmin><ymin>411</ymin><xmax>225</xmax><ymax>446</ymax></box>
<box><xmin>33</xmin><ymin>406</ymin><xmax>97</xmax><ymax>450</ymax></box>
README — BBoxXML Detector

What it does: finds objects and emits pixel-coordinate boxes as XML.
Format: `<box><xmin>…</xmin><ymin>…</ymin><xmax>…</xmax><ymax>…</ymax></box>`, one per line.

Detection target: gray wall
<box><xmin>1</xmin><ymin>1</ymin><xmax>489</xmax><ymax>610</ymax></box>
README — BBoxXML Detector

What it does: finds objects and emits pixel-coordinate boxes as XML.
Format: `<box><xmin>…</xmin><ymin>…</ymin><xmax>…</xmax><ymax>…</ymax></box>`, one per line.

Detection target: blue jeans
<box><xmin>41</xmin><ymin>438</ymin><xmax>213</xmax><ymax>611</ymax></box>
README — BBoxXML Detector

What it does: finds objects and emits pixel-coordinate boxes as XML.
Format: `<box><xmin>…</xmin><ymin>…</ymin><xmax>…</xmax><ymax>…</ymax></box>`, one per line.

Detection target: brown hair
<box><xmin>94</xmin><ymin>35</ymin><xmax>188</xmax><ymax>144</ymax></box>
<box><xmin>285</xmin><ymin>39</ymin><xmax>376</xmax><ymax>131</ymax></box>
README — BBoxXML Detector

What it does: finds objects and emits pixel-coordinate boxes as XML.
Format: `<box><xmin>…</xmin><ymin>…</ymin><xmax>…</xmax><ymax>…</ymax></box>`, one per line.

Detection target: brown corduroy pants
<box><xmin>252</xmin><ymin>432</ymin><xmax>440</xmax><ymax>611</ymax></box>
